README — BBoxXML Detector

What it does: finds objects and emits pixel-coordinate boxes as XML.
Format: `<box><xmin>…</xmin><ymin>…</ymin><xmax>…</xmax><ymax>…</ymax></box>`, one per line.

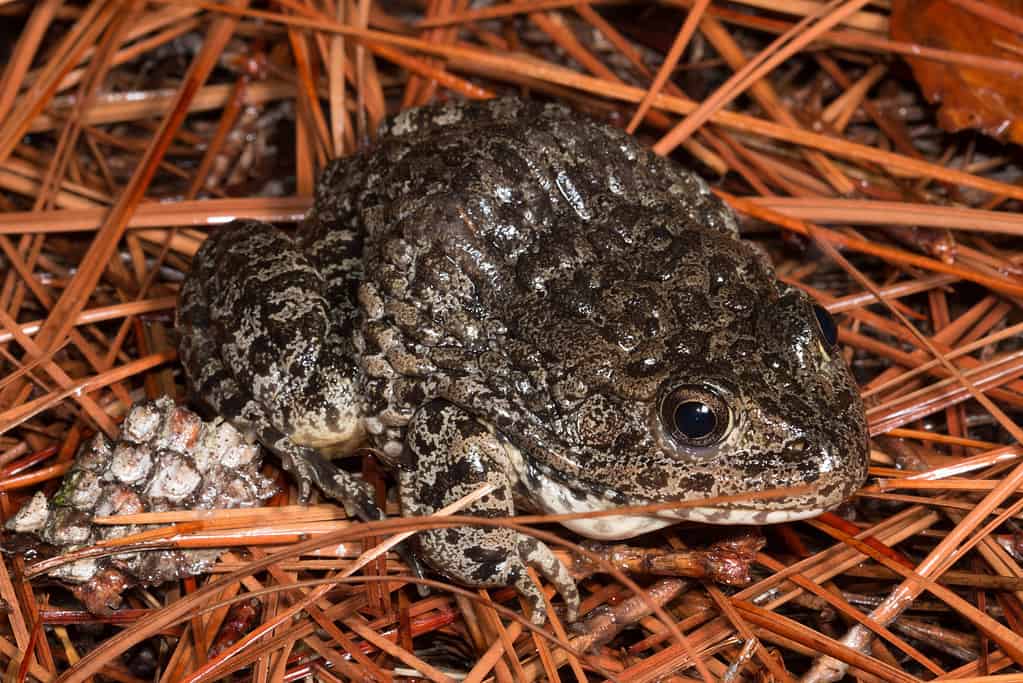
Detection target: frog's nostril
<box><xmin>781</xmin><ymin>438</ymin><xmax>808</xmax><ymax>463</ymax></box>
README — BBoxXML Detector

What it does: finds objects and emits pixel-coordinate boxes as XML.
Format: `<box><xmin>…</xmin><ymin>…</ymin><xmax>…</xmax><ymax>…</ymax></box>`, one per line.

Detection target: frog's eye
<box><xmin>659</xmin><ymin>385</ymin><xmax>731</xmax><ymax>448</ymax></box>
<box><xmin>812</xmin><ymin>304</ymin><xmax>839</xmax><ymax>347</ymax></box>
<box><xmin>674</xmin><ymin>401</ymin><xmax>716</xmax><ymax>439</ymax></box>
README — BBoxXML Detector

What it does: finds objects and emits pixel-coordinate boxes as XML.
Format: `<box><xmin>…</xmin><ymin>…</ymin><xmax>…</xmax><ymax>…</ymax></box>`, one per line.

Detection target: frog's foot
<box><xmin>271</xmin><ymin>436</ymin><xmax>381</xmax><ymax>521</ymax></box>
<box><xmin>400</xmin><ymin>400</ymin><xmax>580</xmax><ymax>624</ymax></box>
<box><xmin>416</xmin><ymin>525</ymin><xmax>579</xmax><ymax>624</ymax></box>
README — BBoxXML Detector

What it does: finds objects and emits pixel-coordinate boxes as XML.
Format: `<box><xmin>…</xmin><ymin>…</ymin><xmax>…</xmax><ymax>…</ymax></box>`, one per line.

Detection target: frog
<box><xmin>176</xmin><ymin>97</ymin><xmax>869</xmax><ymax>624</ymax></box>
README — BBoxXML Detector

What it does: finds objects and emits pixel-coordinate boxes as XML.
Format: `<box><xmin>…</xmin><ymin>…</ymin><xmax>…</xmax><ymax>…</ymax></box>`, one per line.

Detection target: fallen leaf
<box><xmin>891</xmin><ymin>0</ymin><xmax>1023</xmax><ymax>143</ymax></box>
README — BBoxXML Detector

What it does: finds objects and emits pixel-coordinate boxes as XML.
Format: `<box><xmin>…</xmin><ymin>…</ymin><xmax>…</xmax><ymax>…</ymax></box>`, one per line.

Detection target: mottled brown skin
<box><xmin>177</xmin><ymin>97</ymin><xmax>868</xmax><ymax>623</ymax></box>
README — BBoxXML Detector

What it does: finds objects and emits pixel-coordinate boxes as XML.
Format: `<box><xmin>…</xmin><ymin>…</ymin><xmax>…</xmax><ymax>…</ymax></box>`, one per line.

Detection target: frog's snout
<box><xmin>790</xmin><ymin>425</ymin><xmax>869</xmax><ymax>509</ymax></box>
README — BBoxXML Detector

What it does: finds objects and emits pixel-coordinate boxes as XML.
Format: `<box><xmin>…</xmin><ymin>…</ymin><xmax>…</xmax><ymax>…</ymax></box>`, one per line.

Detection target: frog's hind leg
<box><xmin>400</xmin><ymin>400</ymin><xmax>579</xmax><ymax>624</ymax></box>
<box><xmin>177</xmin><ymin>220</ymin><xmax>379</xmax><ymax>521</ymax></box>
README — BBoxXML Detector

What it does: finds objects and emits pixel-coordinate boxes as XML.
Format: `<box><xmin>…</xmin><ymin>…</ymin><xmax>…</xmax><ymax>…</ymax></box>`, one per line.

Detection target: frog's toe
<box><xmin>519</xmin><ymin>536</ymin><xmax>580</xmax><ymax>623</ymax></box>
<box><xmin>296</xmin><ymin>477</ymin><xmax>313</xmax><ymax>504</ymax></box>
<box><xmin>283</xmin><ymin>443</ymin><xmax>383</xmax><ymax>521</ymax></box>
<box><xmin>324</xmin><ymin>471</ymin><xmax>382</xmax><ymax>521</ymax></box>
<box><xmin>510</xmin><ymin>567</ymin><xmax>549</xmax><ymax>626</ymax></box>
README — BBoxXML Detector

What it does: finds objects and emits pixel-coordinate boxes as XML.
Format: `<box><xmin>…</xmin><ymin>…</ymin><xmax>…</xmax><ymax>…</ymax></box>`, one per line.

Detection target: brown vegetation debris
<box><xmin>568</xmin><ymin>534</ymin><xmax>764</xmax><ymax>585</ymax></box>
<box><xmin>2</xmin><ymin>0</ymin><xmax>1023</xmax><ymax>680</ymax></box>
<box><xmin>891</xmin><ymin>0</ymin><xmax>1023</xmax><ymax>142</ymax></box>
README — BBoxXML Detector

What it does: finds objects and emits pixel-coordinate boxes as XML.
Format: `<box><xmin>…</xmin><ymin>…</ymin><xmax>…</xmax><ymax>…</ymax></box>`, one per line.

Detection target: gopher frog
<box><xmin>177</xmin><ymin>98</ymin><xmax>868</xmax><ymax>623</ymax></box>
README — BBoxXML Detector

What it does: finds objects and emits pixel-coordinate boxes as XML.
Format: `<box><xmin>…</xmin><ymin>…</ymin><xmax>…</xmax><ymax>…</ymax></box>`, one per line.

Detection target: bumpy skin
<box><xmin>177</xmin><ymin>220</ymin><xmax>380</xmax><ymax>521</ymax></box>
<box><xmin>177</xmin><ymin>97</ymin><xmax>868</xmax><ymax>623</ymax></box>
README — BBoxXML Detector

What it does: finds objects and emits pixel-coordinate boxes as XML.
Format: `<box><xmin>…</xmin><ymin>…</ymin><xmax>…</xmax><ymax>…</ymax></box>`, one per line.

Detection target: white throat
<box><xmin>499</xmin><ymin>437</ymin><xmax>825</xmax><ymax>540</ymax></box>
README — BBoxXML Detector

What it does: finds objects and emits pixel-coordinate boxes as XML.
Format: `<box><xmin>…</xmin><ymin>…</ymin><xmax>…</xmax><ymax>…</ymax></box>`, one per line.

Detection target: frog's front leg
<box><xmin>400</xmin><ymin>400</ymin><xmax>579</xmax><ymax>624</ymax></box>
<box><xmin>177</xmin><ymin>220</ymin><xmax>380</xmax><ymax>521</ymax></box>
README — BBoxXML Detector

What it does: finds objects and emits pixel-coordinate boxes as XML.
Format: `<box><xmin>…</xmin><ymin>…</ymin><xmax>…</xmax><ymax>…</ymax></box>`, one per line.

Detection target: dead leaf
<box><xmin>891</xmin><ymin>0</ymin><xmax>1023</xmax><ymax>143</ymax></box>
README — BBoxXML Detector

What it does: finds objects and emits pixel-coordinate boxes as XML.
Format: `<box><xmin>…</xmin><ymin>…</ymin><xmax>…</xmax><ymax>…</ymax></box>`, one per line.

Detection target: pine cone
<box><xmin>6</xmin><ymin>397</ymin><xmax>277</xmax><ymax>613</ymax></box>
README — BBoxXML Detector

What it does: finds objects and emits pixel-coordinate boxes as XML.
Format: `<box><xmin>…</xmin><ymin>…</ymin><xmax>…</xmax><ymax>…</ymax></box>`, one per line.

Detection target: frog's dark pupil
<box><xmin>674</xmin><ymin>401</ymin><xmax>716</xmax><ymax>440</ymax></box>
<box><xmin>813</xmin><ymin>304</ymin><xmax>838</xmax><ymax>346</ymax></box>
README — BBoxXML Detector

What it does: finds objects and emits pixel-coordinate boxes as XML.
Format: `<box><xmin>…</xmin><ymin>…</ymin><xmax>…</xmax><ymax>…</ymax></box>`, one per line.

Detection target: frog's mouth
<box><xmin>520</xmin><ymin>458</ymin><xmax>829</xmax><ymax>541</ymax></box>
